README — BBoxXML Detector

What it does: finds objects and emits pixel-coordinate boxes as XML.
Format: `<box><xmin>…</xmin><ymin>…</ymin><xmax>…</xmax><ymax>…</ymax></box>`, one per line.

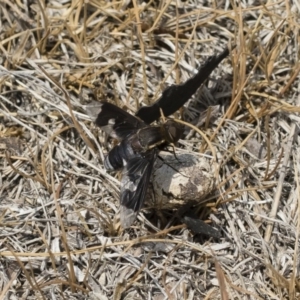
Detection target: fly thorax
<box><xmin>135</xmin><ymin>127</ymin><xmax>165</xmax><ymax>151</ymax></box>
<box><xmin>129</xmin><ymin>134</ymin><xmax>146</xmax><ymax>152</ymax></box>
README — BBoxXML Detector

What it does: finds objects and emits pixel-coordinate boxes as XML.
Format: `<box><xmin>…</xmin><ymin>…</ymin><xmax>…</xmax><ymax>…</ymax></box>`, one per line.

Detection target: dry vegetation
<box><xmin>0</xmin><ymin>0</ymin><xmax>300</xmax><ymax>299</ymax></box>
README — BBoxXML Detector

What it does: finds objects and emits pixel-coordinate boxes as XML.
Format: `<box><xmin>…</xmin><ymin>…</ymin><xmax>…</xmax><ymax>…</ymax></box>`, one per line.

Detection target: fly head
<box><xmin>163</xmin><ymin>120</ymin><xmax>184</xmax><ymax>144</ymax></box>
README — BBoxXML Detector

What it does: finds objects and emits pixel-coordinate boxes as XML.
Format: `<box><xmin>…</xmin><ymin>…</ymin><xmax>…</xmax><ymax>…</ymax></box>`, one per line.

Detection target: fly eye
<box><xmin>165</xmin><ymin>121</ymin><xmax>183</xmax><ymax>143</ymax></box>
<box><xmin>168</xmin><ymin>127</ymin><xmax>177</xmax><ymax>140</ymax></box>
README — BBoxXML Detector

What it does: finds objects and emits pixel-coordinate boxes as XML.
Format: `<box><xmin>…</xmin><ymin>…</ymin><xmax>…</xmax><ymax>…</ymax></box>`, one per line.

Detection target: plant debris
<box><xmin>1</xmin><ymin>0</ymin><xmax>300</xmax><ymax>299</ymax></box>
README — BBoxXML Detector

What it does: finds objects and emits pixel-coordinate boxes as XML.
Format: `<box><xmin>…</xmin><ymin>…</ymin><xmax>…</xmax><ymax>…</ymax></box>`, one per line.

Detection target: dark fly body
<box><xmin>86</xmin><ymin>102</ymin><xmax>183</xmax><ymax>227</ymax></box>
<box><xmin>87</xmin><ymin>46</ymin><xmax>232</xmax><ymax>228</ymax></box>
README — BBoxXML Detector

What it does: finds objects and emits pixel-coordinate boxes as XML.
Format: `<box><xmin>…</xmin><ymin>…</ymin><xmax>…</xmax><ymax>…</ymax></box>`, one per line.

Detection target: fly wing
<box><xmin>86</xmin><ymin>101</ymin><xmax>145</xmax><ymax>140</ymax></box>
<box><xmin>136</xmin><ymin>46</ymin><xmax>232</xmax><ymax>124</ymax></box>
<box><xmin>119</xmin><ymin>149</ymin><xmax>157</xmax><ymax>228</ymax></box>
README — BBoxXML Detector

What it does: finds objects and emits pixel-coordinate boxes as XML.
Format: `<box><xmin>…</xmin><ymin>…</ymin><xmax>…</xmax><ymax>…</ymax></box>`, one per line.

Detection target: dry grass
<box><xmin>1</xmin><ymin>0</ymin><xmax>300</xmax><ymax>299</ymax></box>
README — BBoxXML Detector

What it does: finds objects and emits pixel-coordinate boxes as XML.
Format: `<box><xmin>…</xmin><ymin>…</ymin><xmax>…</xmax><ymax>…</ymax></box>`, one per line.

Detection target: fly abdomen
<box><xmin>104</xmin><ymin>139</ymin><xmax>135</xmax><ymax>171</ymax></box>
